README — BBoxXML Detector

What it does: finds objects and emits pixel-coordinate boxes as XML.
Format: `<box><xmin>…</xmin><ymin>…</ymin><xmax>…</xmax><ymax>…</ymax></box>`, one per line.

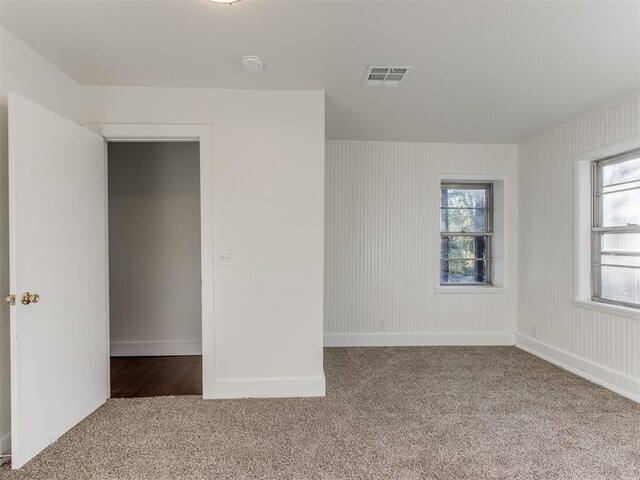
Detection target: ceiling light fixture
<box><xmin>241</xmin><ymin>55</ymin><xmax>265</xmax><ymax>72</ymax></box>
<box><xmin>205</xmin><ymin>0</ymin><xmax>241</xmax><ymax>4</ymax></box>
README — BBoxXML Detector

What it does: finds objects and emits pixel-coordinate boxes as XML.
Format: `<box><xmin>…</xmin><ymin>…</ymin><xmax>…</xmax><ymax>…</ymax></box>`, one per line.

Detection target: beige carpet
<box><xmin>1</xmin><ymin>347</ymin><xmax>639</xmax><ymax>479</ymax></box>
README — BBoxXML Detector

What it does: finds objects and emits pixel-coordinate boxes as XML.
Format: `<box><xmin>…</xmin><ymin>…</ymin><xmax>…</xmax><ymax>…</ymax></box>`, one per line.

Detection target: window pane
<box><xmin>599</xmin><ymin>265</ymin><xmax>640</xmax><ymax>306</ymax></box>
<box><xmin>440</xmin><ymin>259</ymin><xmax>489</xmax><ymax>284</ymax></box>
<box><xmin>602</xmin><ymin>233</ymin><xmax>640</xmax><ymax>252</ymax></box>
<box><xmin>602</xmin><ymin>180</ymin><xmax>640</xmax><ymax>194</ymax></box>
<box><xmin>441</xmin><ymin>187</ymin><xmax>487</xmax><ymax>208</ymax></box>
<box><xmin>601</xmin><ymin>188</ymin><xmax>640</xmax><ymax>226</ymax></box>
<box><xmin>440</xmin><ymin>208</ymin><xmax>488</xmax><ymax>232</ymax></box>
<box><xmin>601</xmin><ymin>255</ymin><xmax>640</xmax><ymax>267</ymax></box>
<box><xmin>440</xmin><ymin>236</ymin><xmax>489</xmax><ymax>259</ymax></box>
<box><xmin>601</xmin><ymin>156</ymin><xmax>640</xmax><ymax>186</ymax></box>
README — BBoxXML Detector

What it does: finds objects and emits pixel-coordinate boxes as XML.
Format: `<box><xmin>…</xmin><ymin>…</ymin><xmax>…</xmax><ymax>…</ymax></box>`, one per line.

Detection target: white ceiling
<box><xmin>2</xmin><ymin>0</ymin><xmax>639</xmax><ymax>143</ymax></box>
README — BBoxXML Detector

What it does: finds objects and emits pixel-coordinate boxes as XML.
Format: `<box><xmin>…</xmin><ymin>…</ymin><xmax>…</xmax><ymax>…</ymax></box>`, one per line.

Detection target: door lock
<box><xmin>20</xmin><ymin>292</ymin><xmax>40</xmax><ymax>305</ymax></box>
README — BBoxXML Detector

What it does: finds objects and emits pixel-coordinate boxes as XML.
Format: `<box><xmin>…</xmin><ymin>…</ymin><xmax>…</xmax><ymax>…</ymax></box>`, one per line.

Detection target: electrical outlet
<box><xmin>379</xmin><ymin>319</ymin><xmax>385</xmax><ymax>331</ymax></box>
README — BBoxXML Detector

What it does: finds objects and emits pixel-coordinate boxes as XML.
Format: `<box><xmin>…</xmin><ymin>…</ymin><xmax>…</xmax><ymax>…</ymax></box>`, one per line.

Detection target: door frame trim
<box><xmin>85</xmin><ymin>123</ymin><xmax>215</xmax><ymax>398</ymax></box>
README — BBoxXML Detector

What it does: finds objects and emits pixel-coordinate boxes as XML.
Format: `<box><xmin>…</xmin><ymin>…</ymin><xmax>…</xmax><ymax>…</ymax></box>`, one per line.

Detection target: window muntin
<box><xmin>592</xmin><ymin>150</ymin><xmax>640</xmax><ymax>309</ymax></box>
<box><xmin>440</xmin><ymin>183</ymin><xmax>492</xmax><ymax>285</ymax></box>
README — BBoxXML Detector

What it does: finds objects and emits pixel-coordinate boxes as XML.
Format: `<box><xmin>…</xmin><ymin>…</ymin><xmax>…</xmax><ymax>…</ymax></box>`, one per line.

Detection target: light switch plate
<box><xmin>217</xmin><ymin>249</ymin><xmax>234</xmax><ymax>266</ymax></box>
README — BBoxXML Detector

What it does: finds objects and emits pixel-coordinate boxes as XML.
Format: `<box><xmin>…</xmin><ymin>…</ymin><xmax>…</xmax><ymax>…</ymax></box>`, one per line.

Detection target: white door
<box><xmin>8</xmin><ymin>93</ymin><xmax>108</xmax><ymax>469</ymax></box>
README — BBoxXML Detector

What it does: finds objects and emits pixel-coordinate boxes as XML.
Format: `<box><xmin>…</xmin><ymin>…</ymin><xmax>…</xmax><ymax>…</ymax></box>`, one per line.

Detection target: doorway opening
<box><xmin>107</xmin><ymin>141</ymin><xmax>202</xmax><ymax>398</ymax></box>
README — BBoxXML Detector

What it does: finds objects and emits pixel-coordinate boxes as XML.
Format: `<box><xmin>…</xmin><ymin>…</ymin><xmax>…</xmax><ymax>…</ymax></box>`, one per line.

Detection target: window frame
<box><xmin>439</xmin><ymin>181</ymin><xmax>494</xmax><ymax>287</ymax></box>
<box><xmin>590</xmin><ymin>150</ymin><xmax>640</xmax><ymax>310</ymax></box>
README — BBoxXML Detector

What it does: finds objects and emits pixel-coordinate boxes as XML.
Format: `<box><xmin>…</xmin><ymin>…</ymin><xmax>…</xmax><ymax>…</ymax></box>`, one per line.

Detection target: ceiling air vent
<box><xmin>363</xmin><ymin>65</ymin><xmax>412</xmax><ymax>86</ymax></box>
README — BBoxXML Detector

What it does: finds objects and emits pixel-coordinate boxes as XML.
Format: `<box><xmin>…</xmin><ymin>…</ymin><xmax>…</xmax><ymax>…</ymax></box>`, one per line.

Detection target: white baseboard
<box><xmin>515</xmin><ymin>333</ymin><xmax>640</xmax><ymax>403</ymax></box>
<box><xmin>207</xmin><ymin>375</ymin><xmax>326</xmax><ymax>399</ymax></box>
<box><xmin>0</xmin><ymin>433</ymin><xmax>11</xmax><ymax>466</ymax></box>
<box><xmin>110</xmin><ymin>341</ymin><xmax>202</xmax><ymax>357</ymax></box>
<box><xmin>324</xmin><ymin>332</ymin><xmax>515</xmax><ymax>347</ymax></box>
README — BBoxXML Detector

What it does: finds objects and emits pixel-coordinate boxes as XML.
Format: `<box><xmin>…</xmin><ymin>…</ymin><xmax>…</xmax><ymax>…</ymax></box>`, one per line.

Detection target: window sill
<box><xmin>572</xmin><ymin>299</ymin><xmax>640</xmax><ymax>321</ymax></box>
<box><xmin>435</xmin><ymin>286</ymin><xmax>509</xmax><ymax>294</ymax></box>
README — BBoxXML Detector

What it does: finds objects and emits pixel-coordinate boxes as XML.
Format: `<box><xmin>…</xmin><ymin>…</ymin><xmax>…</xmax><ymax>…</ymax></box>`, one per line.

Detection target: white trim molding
<box><xmin>516</xmin><ymin>334</ymin><xmax>640</xmax><ymax>404</ymax></box>
<box><xmin>573</xmin><ymin>134</ymin><xmax>640</xmax><ymax>164</ymax></box>
<box><xmin>573</xmin><ymin>299</ymin><xmax>640</xmax><ymax>321</ymax></box>
<box><xmin>210</xmin><ymin>375</ymin><xmax>326</xmax><ymax>399</ymax></box>
<box><xmin>573</xmin><ymin>134</ymin><xmax>640</xmax><ymax>312</ymax></box>
<box><xmin>110</xmin><ymin>341</ymin><xmax>202</xmax><ymax>357</ymax></box>
<box><xmin>436</xmin><ymin>174</ymin><xmax>511</xmax><ymax>289</ymax></box>
<box><xmin>0</xmin><ymin>433</ymin><xmax>10</xmax><ymax>466</ymax></box>
<box><xmin>85</xmin><ymin>123</ymin><xmax>215</xmax><ymax>398</ymax></box>
<box><xmin>324</xmin><ymin>333</ymin><xmax>515</xmax><ymax>347</ymax></box>
<box><xmin>434</xmin><ymin>287</ymin><xmax>509</xmax><ymax>294</ymax></box>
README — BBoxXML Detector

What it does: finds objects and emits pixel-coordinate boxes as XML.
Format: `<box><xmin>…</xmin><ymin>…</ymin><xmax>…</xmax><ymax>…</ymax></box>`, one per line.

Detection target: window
<box><xmin>440</xmin><ymin>182</ymin><xmax>492</xmax><ymax>285</ymax></box>
<box><xmin>591</xmin><ymin>150</ymin><xmax>640</xmax><ymax>309</ymax></box>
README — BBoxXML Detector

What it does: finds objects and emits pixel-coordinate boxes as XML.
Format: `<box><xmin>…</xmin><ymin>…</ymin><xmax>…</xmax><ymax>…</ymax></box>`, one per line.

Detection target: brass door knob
<box><xmin>20</xmin><ymin>292</ymin><xmax>40</xmax><ymax>305</ymax></box>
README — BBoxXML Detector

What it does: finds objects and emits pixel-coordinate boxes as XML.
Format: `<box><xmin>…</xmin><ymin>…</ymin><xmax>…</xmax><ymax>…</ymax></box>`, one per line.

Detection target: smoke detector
<box><xmin>241</xmin><ymin>55</ymin><xmax>265</xmax><ymax>72</ymax></box>
<box><xmin>363</xmin><ymin>66</ymin><xmax>412</xmax><ymax>86</ymax></box>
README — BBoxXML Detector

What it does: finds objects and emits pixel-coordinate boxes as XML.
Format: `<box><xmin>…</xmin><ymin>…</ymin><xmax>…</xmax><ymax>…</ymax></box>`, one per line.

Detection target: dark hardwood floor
<box><xmin>110</xmin><ymin>356</ymin><xmax>202</xmax><ymax>398</ymax></box>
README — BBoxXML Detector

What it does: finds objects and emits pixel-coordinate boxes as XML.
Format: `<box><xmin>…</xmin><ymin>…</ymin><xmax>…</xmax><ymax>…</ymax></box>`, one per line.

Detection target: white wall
<box><xmin>108</xmin><ymin>142</ymin><xmax>202</xmax><ymax>357</ymax></box>
<box><xmin>517</xmin><ymin>93</ymin><xmax>640</xmax><ymax>401</ymax></box>
<box><xmin>324</xmin><ymin>141</ymin><xmax>518</xmax><ymax>345</ymax></box>
<box><xmin>81</xmin><ymin>86</ymin><xmax>326</xmax><ymax>397</ymax></box>
<box><xmin>0</xmin><ymin>27</ymin><xmax>82</xmax><ymax>454</ymax></box>
<box><xmin>0</xmin><ymin>29</ymin><xmax>325</xmax><ymax>449</ymax></box>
